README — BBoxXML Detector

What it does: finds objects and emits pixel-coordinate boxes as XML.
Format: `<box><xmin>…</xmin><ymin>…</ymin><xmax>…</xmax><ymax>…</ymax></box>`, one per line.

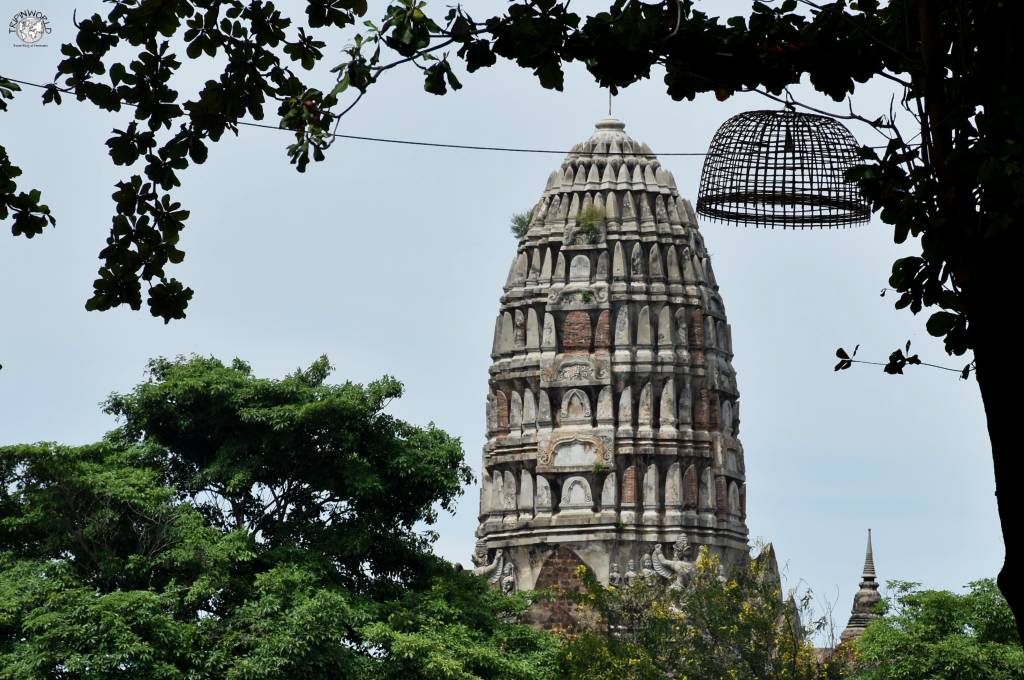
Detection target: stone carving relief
<box><xmin>569</xmin><ymin>254</ymin><xmax>591</xmax><ymax>282</ymax></box>
<box><xmin>612</xmin><ymin>241</ymin><xmax>626</xmax><ymax>280</ymax></box>
<box><xmin>486</xmin><ymin>393</ymin><xmax>497</xmax><ymax>433</ymax></box>
<box><xmin>629</xmin><ymin>243</ymin><xmax>644</xmax><ymax>280</ymax></box>
<box><xmin>537</xmin><ymin>390</ymin><xmax>552</xmax><ymax>426</ymax></box>
<box><xmin>665</xmin><ymin>462</ymin><xmax>682</xmax><ymax>507</ymax></box>
<box><xmin>526</xmin><ymin>309</ymin><xmax>540</xmax><ymax>351</ymax></box>
<box><xmin>594</xmin><ymin>310</ymin><xmax>611</xmax><ymax>349</ymax></box>
<box><xmin>614</xmin><ymin>306</ymin><xmax>631</xmax><ymax>348</ymax></box>
<box><xmin>542</xmin><ymin>313</ymin><xmax>557</xmax><ymax>350</ymax></box>
<box><xmin>540</xmin><ymin>432</ymin><xmax>613</xmax><ymax>469</ymax></box>
<box><xmin>596</xmin><ymin>386</ymin><xmax>614</xmax><ymax>423</ymax></box>
<box><xmin>601</xmin><ymin>472</ymin><xmax>617</xmax><ymax>509</ymax></box>
<box><xmin>618</xmin><ymin>386</ymin><xmax>633</xmax><ymax>433</ymax></box>
<box><xmin>659</xmin><ymin>378</ymin><xmax>677</xmax><ymax>430</ymax></box>
<box><xmin>513</xmin><ymin>310</ymin><xmax>526</xmax><ymax>349</ymax></box>
<box><xmin>699</xmin><ymin>468</ymin><xmax>714</xmax><ymax>511</ymax></box>
<box><xmin>522</xmin><ymin>389</ymin><xmax>537</xmax><ymax>429</ymax></box>
<box><xmin>535</xmin><ymin>475</ymin><xmax>552</xmax><ymax>512</ymax></box>
<box><xmin>520</xmin><ymin>470</ymin><xmax>534</xmax><ymax>514</ymax></box>
<box><xmin>657</xmin><ymin>306</ymin><xmax>672</xmax><ymax>350</ymax></box>
<box><xmin>648</xmin><ymin>243</ymin><xmax>664</xmax><ymax>279</ymax></box>
<box><xmin>560</xmin><ymin>476</ymin><xmax>593</xmax><ymax>509</ymax></box>
<box><xmin>540</xmin><ymin>247</ymin><xmax>553</xmax><ymax>282</ymax></box>
<box><xmin>636</xmin><ymin>306</ymin><xmax>652</xmax><ymax>346</ymax></box>
<box><xmin>596</xmin><ymin>251</ymin><xmax>609</xmax><ymax>281</ymax></box>
<box><xmin>651</xmin><ymin>534</ymin><xmax>697</xmax><ymax>589</ymax></box>
<box><xmin>500</xmin><ymin>312</ymin><xmax>514</xmax><ymax>353</ymax></box>
<box><xmin>503</xmin><ymin>470</ymin><xmax>517</xmax><ymax>511</ymax></box>
<box><xmin>643</xmin><ymin>463</ymin><xmax>659</xmax><ymax>510</ymax></box>
<box><xmin>510</xmin><ymin>392</ymin><xmax>523</xmax><ymax>432</ymax></box>
<box><xmin>666</xmin><ymin>246</ymin><xmax>681</xmax><ymax>282</ymax></box>
<box><xmin>553</xmin><ymin>253</ymin><xmax>566</xmax><ymax>283</ymax></box>
<box><xmin>674</xmin><ymin>307</ymin><xmax>688</xmax><ymax>348</ymax></box>
<box><xmin>560</xmin><ymin>388</ymin><xmax>591</xmax><ymax>423</ymax></box>
<box><xmin>729</xmin><ymin>481</ymin><xmax>741</xmax><ymax>517</ymax></box>
<box><xmin>638</xmin><ymin>382</ymin><xmax>654</xmax><ymax>430</ymax></box>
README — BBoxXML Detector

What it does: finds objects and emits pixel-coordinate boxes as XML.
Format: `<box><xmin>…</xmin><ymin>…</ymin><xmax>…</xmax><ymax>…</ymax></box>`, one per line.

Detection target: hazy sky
<box><xmin>1</xmin><ymin>1</ymin><xmax>1000</xmax><ymax>633</ymax></box>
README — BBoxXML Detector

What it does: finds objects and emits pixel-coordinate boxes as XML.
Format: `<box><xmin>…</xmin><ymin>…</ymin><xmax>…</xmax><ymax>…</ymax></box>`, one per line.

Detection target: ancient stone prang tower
<box><xmin>473</xmin><ymin>117</ymin><xmax>749</xmax><ymax>594</ymax></box>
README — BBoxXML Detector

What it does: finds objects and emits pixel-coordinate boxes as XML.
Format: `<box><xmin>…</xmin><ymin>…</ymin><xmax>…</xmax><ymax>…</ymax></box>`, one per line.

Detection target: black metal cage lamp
<box><xmin>696</xmin><ymin>109</ymin><xmax>870</xmax><ymax>228</ymax></box>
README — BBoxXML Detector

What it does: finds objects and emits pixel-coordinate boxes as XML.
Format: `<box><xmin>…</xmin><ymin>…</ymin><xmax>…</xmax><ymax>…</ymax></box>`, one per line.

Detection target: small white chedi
<box><xmin>474</xmin><ymin>117</ymin><xmax>749</xmax><ymax>597</ymax></box>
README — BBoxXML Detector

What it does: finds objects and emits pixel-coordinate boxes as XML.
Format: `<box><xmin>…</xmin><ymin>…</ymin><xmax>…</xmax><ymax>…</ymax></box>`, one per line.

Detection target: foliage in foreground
<box><xmin>0</xmin><ymin>355</ymin><xmax>560</xmax><ymax>679</ymax></box>
<box><xmin>850</xmin><ymin>579</ymin><xmax>1024</xmax><ymax>680</ymax></box>
<box><xmin>560</xmin><ymin>546</ymin><xmax>842</xmax><ymax>680</ymax></box>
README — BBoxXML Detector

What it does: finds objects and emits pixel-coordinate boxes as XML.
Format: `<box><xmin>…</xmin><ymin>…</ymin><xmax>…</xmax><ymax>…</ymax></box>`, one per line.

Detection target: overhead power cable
<box><xmin>1</xmin><ymin>74</ymin><xmax>893</xmax><ymax>157</ymax></box>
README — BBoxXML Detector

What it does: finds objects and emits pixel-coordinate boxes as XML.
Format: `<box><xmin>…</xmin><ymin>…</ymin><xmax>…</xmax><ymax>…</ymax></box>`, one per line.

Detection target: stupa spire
<box><xmin>841</xmin><ymin>528</ymin><xmax>882</xmax><ymax>643</ymax></box>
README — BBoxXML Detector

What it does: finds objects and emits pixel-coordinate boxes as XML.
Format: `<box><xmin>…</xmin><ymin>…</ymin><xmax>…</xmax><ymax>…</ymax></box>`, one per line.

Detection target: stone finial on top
<box><xmin>594</xmin><ymin>116</ymin><xmax>626</xmax><ymax>132</ymax></box>
<box><xmin>840</xmin><ymin>528</ymin><xmax>882</xmax><ymax>643</ymax></box>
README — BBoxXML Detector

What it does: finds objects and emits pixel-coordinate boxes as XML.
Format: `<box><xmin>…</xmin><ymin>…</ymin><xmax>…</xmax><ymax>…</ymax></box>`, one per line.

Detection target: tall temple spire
<box><xmin>473</xmin><ymin>117</ymin><xmax>751</xmax><ymax>628</ymax></box>
<box><xmin>841</xmin><ymin>528</ymin><xmax>882</xmax><ymax>643</ymax></box>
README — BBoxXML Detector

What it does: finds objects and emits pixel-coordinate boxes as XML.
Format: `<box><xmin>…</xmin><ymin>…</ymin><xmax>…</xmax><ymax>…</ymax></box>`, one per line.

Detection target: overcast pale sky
<box><xmin>1</xmin><ymin>1</ymin><xmax>999</xmax><ymax>633</ymax></box>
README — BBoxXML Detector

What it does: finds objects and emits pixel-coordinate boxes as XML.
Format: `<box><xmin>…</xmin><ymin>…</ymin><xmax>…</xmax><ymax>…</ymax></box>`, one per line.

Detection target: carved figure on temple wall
<box><xmin>501</xmin><ymin>561</ymin><xmax>517</xmax><ymax>594</ymax></box>
<box><xmin>651</xmin><ymin>534</ymin><xmax>697</xmax><ymax>589</ymax></box>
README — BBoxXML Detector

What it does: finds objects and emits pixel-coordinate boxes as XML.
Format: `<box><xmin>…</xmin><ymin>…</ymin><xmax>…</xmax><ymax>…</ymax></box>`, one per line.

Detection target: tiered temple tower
<box><xmin>472</xmin><ymin>117</ymin><xmax>750</xmax><ymax>594</ymax></box>
<box><xmin>841</xmin><ymin>529</ymin><xmax>881</xmax><ymax>642</ymax></box>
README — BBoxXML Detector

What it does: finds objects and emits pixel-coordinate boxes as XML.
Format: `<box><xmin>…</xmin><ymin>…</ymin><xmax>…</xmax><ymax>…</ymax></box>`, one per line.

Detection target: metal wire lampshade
<box><xmin>696</xmin><ymin>109</ymin><xmax>870</xmax><ymax>228</ymax></box>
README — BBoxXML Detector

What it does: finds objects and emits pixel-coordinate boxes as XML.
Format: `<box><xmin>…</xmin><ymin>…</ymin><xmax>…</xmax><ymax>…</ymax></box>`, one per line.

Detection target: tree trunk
<box><xmin>967</xmin><ymin>263</ymin><xmax>1024</xmax><ymax>638</ymax></box>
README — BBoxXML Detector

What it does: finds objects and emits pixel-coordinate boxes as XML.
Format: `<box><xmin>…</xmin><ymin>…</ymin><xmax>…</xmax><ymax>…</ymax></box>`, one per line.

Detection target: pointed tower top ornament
<box><xmin>696</xmin><ymin>108</ymin><xmax>870</xmax><ymax>229</ymax></box>
<box><xmin>862</xmin><ymin>527</ymin><xmax>876</xmax><ymax>579</ymax></box>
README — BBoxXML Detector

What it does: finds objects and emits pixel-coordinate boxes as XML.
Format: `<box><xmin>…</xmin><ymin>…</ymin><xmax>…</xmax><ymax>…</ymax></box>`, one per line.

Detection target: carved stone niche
<box><xmin>559</xmin><ymin>476</ymin><xmax>594</xmax><ymax>511</ymax></box>
<box><xmin>537</xmin><ymin>431</ymin><xmax>614</xmax><ymax>472</ymax></box>
<box><xmin>540</xmin><ymin>354</ymin><xmax>610</xmax><ymax>388</ymax></box>
<box><xmin>547</xmin><ymin>282</ymin><xmax>610</xmax><ymax>309</ymax></box>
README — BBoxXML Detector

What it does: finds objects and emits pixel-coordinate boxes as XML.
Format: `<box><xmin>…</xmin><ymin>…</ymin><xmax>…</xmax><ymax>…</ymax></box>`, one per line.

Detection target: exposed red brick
<box><xmin>683</xmin><ymin>464</ymin><xmax>698</xmax><ymax>509</ymax></box>
<box><xmin>693</xmin><ymin>387</ymin><xmax>710</xmax><ymax>430</ymax></box>
<box><xmin>716</xmin><ymin>477</ymin><xmax>728</xmax><ymax>520</ymax></box>
<box><xmin>621</xmin><ymin>465</ymin><xmax>637</xmax><ymax>504</ymax></box>
<box><xmin>495</xmin><ymin>391</ymin><xmax>509</xmax><ymax>431</ymax></box>
<box><xmin>524</xmin><ymin>546</ymin><xmax>592</xmax><ymax>632</ymax></box>
<box><xmin>562</xmin><ymin>311</ymin><xmax>592</xmax><ymax>350</ymax></box>
<box><xmin>689</xmin><ymin>308</ymin><xmax>704</xmax><ymax>347</ymax></box>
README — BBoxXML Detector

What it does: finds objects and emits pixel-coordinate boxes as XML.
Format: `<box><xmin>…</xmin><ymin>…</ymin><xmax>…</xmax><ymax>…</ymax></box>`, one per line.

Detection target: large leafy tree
<box><xmin>850</xmin><ymin>579</ymin><xmax>1024</xmax><ymax>680</ymax></box>
<box><xmin>0</xmin><ymin>356</ymin><xmax>560</xmax><ymax>679</ymax></box>
<box><xmin>0</xmin><ymin>0</ymin><xmax>1020</xmax><ymax>634</ymax></box>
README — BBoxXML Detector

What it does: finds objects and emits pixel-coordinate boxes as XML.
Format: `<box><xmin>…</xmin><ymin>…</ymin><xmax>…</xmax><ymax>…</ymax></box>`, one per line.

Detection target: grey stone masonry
<box><xmin>473</xmin><ymin>118</ymin><xmax>750</xmax><ymax>593</ymax></box>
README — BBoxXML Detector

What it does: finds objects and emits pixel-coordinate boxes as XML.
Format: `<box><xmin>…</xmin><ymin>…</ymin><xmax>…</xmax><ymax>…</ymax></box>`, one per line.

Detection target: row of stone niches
<box><xmin>527</xmin><ymin>190</ymin><xmax>696</xmax><ymax>243</ymax></box>
<box><xmin>507</xmin><ymin>236</ymin><xmax>715</xmax><ymax>291</ymax></box>
<box><xmin>492</xmin><ymin>303</ymin><xmax>733</xmax><ymax>358</ymax></box>
<box><xmin>486</xmin><ymin>381</ymin><xmax>738</xmax><ymax>439</ymax></box>
<box><xmin>479</xmin><ymin>462</ymin><xmax>745</xmax><ymax>523</ymax></box>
